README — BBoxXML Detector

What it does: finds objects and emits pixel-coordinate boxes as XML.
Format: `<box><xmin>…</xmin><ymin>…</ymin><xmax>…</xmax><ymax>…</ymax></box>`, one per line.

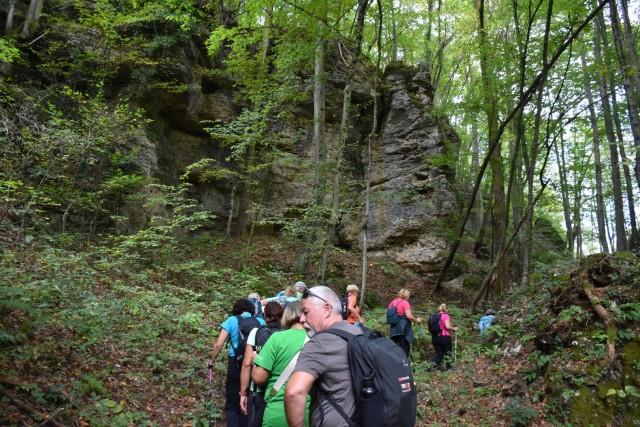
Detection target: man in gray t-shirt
<box><xmin>284</xmin><ymin>286</ymin><xmax>362</xmax><ymax>427</ymax></box>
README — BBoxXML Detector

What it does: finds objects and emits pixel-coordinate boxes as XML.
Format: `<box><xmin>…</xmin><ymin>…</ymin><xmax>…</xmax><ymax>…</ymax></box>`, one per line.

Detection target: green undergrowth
<box><xmin>2</xmin><ymin>229</ymin><xmax>639</xmax><ymax>426</ymax></box>
<box><xmin>0</xmin><ymin>231</ymin><xmax>300</xmax><ymax>426</ymax></box>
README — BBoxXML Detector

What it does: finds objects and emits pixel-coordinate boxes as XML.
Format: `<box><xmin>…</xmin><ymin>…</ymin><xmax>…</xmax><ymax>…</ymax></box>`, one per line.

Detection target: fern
<box><xmin>0</xmin><ymin>287</ymin><xmax>34</xmax><ymax>314</ymax></box>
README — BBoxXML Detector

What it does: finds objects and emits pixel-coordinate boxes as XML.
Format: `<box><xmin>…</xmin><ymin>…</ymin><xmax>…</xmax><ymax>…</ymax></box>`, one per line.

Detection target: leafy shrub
<box><xmin>504</xmin><ymin>397</ymin><xmax>539</xmax><ymax>426</ymax></box>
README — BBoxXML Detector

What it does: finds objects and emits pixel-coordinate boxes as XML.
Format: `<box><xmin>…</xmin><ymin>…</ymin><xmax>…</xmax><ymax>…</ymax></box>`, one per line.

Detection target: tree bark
<box><xmin>582</xmin><ymin>281</ymin><xmax>616</xmax><ymax>363</ymax></box>
<box><xmin>298</xmin><ymin>19</ymin><xmax>328</xmax><ymax>278</ymax></box>
<box><xmin>594</xmin><ymin>12</ymin><xmax>628</xmax><ymax>251</ymax></box>
<box><xmin>18</xmin><ymin>0</ymin><xmax>43</xmax><ymax>39</ymax></box>
<box><xmin>553</xmin><ymin>133</ymin><xmax>574</xmax><ymax>256</ymax></box>
<box><xmin>580</xmin><ymin>50</ymin><xmax>610</xmax><ymax>253</ymax></box>
<box><xmin>608</xmin><ymin>0</ymin><xmax>640</xmax><ymax>190</ymax></box>
<box><xmin>608</xmin><ymin>70</ymin><xmax>640</xmax><ymax>249</ymax></box>
<box><xmin>5</xmin><ymin>0</ymin><xmax>15</xmax><ymax>36</ymax></box>
<box><xmin>478</xmin><ymin>0</ymin><xmax>509</xmax><ymax>296</ymax></box>
<box><xmin>360</xmin><ymin>0</ymin><xmax>383</xmax><ymax>310</ymax></box>
<box><xmin>318</xmin><ymin>0</ymin><xmax>370</xmax><ymax>282</ymax></box>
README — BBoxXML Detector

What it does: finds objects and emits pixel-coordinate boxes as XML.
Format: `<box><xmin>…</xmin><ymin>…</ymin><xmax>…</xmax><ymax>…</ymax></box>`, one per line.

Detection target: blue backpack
<box><xmin>386</xmin><ymin>303</ymin><xmax>399</xmax><ymax>325</ymax></box>
<box><xmin>478</xmin><ymin>315</ymin><xmax>494</xmax><ymax>335</ymax></box>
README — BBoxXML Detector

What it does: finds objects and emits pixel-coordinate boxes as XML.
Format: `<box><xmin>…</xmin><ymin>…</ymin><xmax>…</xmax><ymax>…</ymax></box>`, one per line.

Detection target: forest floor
<box><xmin>1</xmin><ymin>233</ymin><xmax>637</xmax><ymax>426</ymax></box>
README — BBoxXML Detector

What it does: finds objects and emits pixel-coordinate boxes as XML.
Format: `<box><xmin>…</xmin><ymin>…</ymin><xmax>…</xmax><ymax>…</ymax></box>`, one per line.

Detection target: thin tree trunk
<box><xmin>478</xmin><ymin>0</ymin><xmax>509</xmax><ymax>297</ymax></box>
<box><xmin>226</xmin><ymin>183</ymin><xmax>236</xmax><ymax>237</ymax></box>
<box><xmin>554</xmin><ymin>133</ymin><xmax>574</xmax><ymax>256</ymax></box>
<box><xmin>318</xmin><ymin>0</ymin><xmax>370</xmax><ymax>282</ymax></box>
<box><xmin>609</xmin><ymin>73</ymin><xmax>640</xmax><ymax>249</ymax></box>
<box><xmin>391</xmin><ymin>0</ymin><xmax>399</xmax><ymax>61</ymax></box>
<box><xmin>619</xmin><ymin>0</ymin><xmax>640</xmax><ymax>110</ymax></box>
<box><xmin>594</xmin><ymin>12</ymin><xmax>628</xmax><ymax>251</ymax></box>
<box><xmin>19</xmin><ymin>0</ymin><xmax>43</xmax><ymax>39</ymax></box>
<box><xmin>608</xmin><ymin>0</ymin><xmax>640</xmax><ymax>190</ymax></box>
<box><xmin>5</xmin><ymin>0</ymin><xmax>15</xmax><ymax>36</ymax></box>
<box><xmin>360</xmin><ymin>0</ymin><xmax>383</xmax><ymax>310</ymax></box>
<box><xmin>471</xmin><ymin>118</ymin><xmax>484</xmax><ymax>240</ymax></box>
<box><xmin>299</xmin><ymin>31</ymin><xmax>328</xmax><ymax>278</ymax></box>
<box><xmin>581</xmin><ymin>50</ymin><xmax>610</xmax><ymax>253</ymax></box>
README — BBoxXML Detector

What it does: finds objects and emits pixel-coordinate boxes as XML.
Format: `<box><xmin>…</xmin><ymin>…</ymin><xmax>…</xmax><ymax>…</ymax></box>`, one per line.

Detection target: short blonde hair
<box><xmin>397</xmin><ymin>288</ymin><xmax>411</xmax><ymax>300</ymax></box>
<box><xmin>346</xmin><ymin>284</ymin><xmax>359</xmax><ymax>293</ymax></box>
<box><xmin>284</xmin><ymin>285</ymin><xmax>297</xmax><ymax>297</ymax></box>
<box><xmin>281</xmin><ymin>300</ymin><xmax>302</xmax><ymax>328</ymax></box>
<box><xmin>438</xmin><ymin>303</ymin><xmax>448</xmax><ymax>313</ymax></box>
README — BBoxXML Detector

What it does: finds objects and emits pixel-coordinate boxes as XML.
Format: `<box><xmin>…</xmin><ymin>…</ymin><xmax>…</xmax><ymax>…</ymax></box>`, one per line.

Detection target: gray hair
<box><xmin>307</xmin><ymin>285</ymin><xmax>341</xmax><ymax>314</ymax></box>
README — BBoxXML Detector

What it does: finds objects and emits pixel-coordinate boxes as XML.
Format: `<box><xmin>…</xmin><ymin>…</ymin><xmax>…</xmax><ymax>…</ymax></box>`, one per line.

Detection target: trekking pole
<box><xmin>454</xmin><ymin>332</ymin><xmax>457</xmax><ymax>363</ymax></box>
<box><xmin>208</xmin><ymin>364</ymin><xmax>214</xmax><ymax>427</ymax></box>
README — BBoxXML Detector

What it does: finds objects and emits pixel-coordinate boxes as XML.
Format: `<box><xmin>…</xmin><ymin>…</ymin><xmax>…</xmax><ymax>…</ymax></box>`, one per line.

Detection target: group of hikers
<box><xmin>208</xmin><ymin>282</ymin><xmax>495</xmax><ymax>427</ymax></box>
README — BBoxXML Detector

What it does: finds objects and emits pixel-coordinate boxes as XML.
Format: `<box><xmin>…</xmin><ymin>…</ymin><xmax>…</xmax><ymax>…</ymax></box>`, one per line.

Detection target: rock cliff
<box><xmin>131</xmin><ymin>45</ymin><xmax>460</xmax><ymax>278</ymax></box>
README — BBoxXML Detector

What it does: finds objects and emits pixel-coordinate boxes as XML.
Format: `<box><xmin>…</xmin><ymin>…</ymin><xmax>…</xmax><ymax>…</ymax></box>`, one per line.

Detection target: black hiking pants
<box><xmin>247</xmin><ymin>390</ymin><xmax>265</xmax><ymax>427</ymax></box>
<box><xmin>432</xmin><ymin>335</ymin><xmax>453</xmax><ymax>370</ymax></box>
<box><xmin>225</xmin><ymin>358</ymin><xmax>248</xmax><ymax>427</ymax></box>
<box><xmin>392</xmin><ymin>335</ymin><xmax>411</xmax><ymax>358</ymax></box>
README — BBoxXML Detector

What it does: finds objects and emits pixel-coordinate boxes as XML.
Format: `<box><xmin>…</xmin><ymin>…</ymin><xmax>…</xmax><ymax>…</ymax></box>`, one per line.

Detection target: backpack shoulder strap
<box><xmin>228</xmin><ymin>315</ymin><xmax>242</xmax><ymax>350</ymax></box>
<box><xmin>318</xmin><ymin>388</ymin><xmax>358</xmax><ymax>427</ymax></box>
<box><xmin>265</xmin><ymin>335</ymin><xmax>310</xmax><ymax>402</ymax></box>
<box><xmin>319</xmin><ymin>328</ymin><xmax>356</xmax><ymax>341</ymax></box>
<box><xmin>392</xmin><ymin>299</ymin><xmax>407</xmax><ymax>318</ymax></box>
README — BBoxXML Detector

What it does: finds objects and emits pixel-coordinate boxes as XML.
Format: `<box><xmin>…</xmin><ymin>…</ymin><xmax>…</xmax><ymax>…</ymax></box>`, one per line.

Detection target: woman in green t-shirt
<box><xmin>252</xmin><ymin>301</ymin><xmax>310</xmax><ymax>427</ymax></box>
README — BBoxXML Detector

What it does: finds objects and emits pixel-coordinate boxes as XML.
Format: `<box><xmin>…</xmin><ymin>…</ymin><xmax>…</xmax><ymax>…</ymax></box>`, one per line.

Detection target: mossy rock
<box><xmin>568</xmin><ymin>386</ymin><xmax>611</xmax><ymax>426</ymax></box>
<box><xmin>621</xmin><ymin>338</ymin><xmax>640</xmax><ymax>389</ymax></box>
<box><xmin>462</xmin><ymin>274</ymin><xmax>481</xmax><ymax>290</ymax></box>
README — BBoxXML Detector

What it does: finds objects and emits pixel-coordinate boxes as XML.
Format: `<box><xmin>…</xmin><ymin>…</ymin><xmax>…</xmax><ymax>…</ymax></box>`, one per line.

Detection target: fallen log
<box><xmin>0</xmin><ymin>387</ymin><xmax>67</xmax><ymax>427</ymax></box>
<box><xmin>582</xmin><ymin>280</ymin><xmax>616</xmax><ymax>363</ymax></box>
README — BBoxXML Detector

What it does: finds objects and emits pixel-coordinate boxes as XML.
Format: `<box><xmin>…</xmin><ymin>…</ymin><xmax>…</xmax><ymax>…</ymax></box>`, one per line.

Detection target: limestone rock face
<box><xmin>339</xmin><ymin>63</ymin><xmax>460</xmax><ymax>276</ymax></box>
<box><xmin>131</xmin><ymin>44</ymin><xmax>459</xmax><ymax>277</ymax></box>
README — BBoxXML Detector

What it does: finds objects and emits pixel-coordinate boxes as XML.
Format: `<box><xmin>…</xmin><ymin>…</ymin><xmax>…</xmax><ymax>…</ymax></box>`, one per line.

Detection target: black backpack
<box><xmin>427</xmin><ymin>313</ymin><xmax>442</xmax><ymax>336</ymax></box>
<box><xmin>254</xmin><ymin>322</ymin><xmax>284</xmax><ymax>353</ymax></box>
<box><xmin>231</xmin><ymin>315</ymin><xmax>261</xmax><ymax>367</ymax></box>
<box><xmin>320</xmin><ymin>328</ymin><xmax>417</xmax><ymax>427</ymax></box>
<box><xmin>340</xmin><ymin>295</ymin><xmax>349</xmax><ymax>320</ymax></box>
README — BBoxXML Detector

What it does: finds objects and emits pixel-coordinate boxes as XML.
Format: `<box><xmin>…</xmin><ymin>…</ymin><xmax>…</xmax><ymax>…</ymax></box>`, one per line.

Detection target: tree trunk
<box><xmin>554</xmin><ymin>133</ymin><xmax>574</xmax><ymax>256</ymax></box>
<box><xmin>609</xmin><ymin>72</ymin><xmax>640</xmax><ymax>249</ymax></box>
<box><xmin>619</xmin><ymin>0</ymin><xmax>640</xmax><ymax>111</ymax></box>
<box><xmin>360</xmin><ymin>0</ymin><xmax>383</xmax><ymax>310</ymax></box>
<box><xmin>391</xmin><ymin>0</ymin><xmax>399</xmax><ymax>61</ymax></box>
<box><xmin>580</xmin><ymin>51</ymin><xmax>610</xmax><ymax>253</ymax></box>
<box><xmin>608</xmin><ymin>0</ymin><xmax>640</xmax><ymax>190</ymax></box>
<box><xmin>471</xmin><ymin>118</ymin><xmax>484</xmax><ymax>240</ymax></box>
<box><xmin>5</xmin><ymin>0</ymin><xmax>15</xmax><ymax>36</ymax></box>
<box><xmin>19</xmin><ymin>0</ymin><xmax>43</xmax><ymax>39</ymax></box>
<box><xmin>478</xmin><ymin>0</ymin><xmax>509</xmax><ymax>296</ymax></box>
<box><xmin>226</xmin><ymin>182</ymin><xmax>236</xmax><ymax>237</ymax></box>
<box><xmin>318</xmin><ymin>0</ymin><xmax>370</xmax><ymax>282</ymax></box>
<box><xmin>298</xmin><ymin>30</ymin><xmax>328</xmax><ymax>278</ymax></box>
<box><xmin>594</xmin><ymin>13</ymin><xmax>628</xmax><ymax>251</ymax></box>
<box><xmin>520</xmin><ymin>84</ymin><xmax>544</xmax><ymax>287</ymax></box>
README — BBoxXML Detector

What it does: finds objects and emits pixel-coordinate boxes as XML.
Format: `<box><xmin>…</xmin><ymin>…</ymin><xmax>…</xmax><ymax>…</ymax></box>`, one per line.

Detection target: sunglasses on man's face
<box><xmin>302</xmin><ymin>288</ymin><xmax>328</xmax><ymax>303</ymax></box>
